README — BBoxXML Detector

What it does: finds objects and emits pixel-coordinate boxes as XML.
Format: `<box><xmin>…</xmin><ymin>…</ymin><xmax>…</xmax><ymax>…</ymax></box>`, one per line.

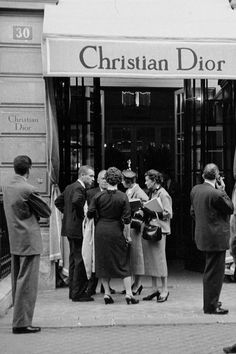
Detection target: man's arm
<box><xmin>28</xmin><ymin>192</ymin><xmax>51</xmax><ymax>218</ymax></box>
<box><xmin>214</xmin><ymin>192</ymin><xmax>234</xmax><ymax>216</ymax></box>
<box><xmin>72</xmin><ymin>188</ymin><xmax>86</xmax><ymax>218</ymax></box>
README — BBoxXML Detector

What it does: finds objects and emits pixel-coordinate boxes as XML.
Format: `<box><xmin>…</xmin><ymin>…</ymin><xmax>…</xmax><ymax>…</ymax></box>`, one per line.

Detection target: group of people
<box><xmin>2</xmin><ymin>154</ymin><xmax>236</xmax><ymax>354</ymax></box>
<box><xmin>55</xmin><ymin>165</ymin><xmax>173</xmax><ymax>305</ymax></box>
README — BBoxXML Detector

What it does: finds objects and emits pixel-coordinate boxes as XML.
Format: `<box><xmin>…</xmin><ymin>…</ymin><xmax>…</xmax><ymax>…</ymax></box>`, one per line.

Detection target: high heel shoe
<box><xmin>157</xmin><ymin>291</ymin><xmax>169</xmax><ymax>303</ymax></box>
<box><xmin>132</xmin><ymin>285</ymin><xmax>143</xmax><ymax>296</ymax></box>
<box><xmin>143</xmin><ymin>290</ymin><xmax>160</xmax><ymax>301</ymax></box>
<box><xmin>125</xmin><ymin>295</ymin><xmax>139</xmax><ymax>305</ymax></box>
<box><xmin>104</xmin><ymin>295</ymin><xmax>114</xmax><ymax>305</ymax></box>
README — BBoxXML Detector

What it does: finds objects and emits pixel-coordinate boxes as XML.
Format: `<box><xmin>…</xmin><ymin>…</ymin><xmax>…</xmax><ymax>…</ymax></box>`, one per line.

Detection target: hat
<box><xmin>122</xmin><ymin>170</ymin><xmax>136</xmax><ymax>178</ymax></box>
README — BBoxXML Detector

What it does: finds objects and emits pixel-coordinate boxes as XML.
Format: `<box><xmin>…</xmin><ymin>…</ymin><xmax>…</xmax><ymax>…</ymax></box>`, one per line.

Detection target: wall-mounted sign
<box><xmin>0</xmin><ymin>108</ymin><xmax>46</xmax><ymax>134</ymax></box>
<box><xmin>43</xmin><ymin>37</ymin><xmax>236</xmax><ymax>79</ymax></box>
<box><xmin>13</xmin><ymin>25</ymin><xmax>32</xmax><ymax>40</ymax></box>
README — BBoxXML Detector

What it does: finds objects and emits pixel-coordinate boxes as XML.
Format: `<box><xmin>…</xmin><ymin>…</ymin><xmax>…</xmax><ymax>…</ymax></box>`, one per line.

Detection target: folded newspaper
<box><xmin>143</xmin><ymin>197</ymin><xmax>163</xmax><ymax>213</ymax></box>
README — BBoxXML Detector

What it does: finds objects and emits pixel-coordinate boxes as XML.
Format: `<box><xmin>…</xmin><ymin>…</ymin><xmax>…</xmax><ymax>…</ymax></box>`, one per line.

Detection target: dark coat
<box><xmin>2</xmin><ymin>174</ymin><xmax>51</xmax><ymax>255</ymax></box>
<box><xmin>190</xmin><ymin>182</ymin><xmax>234</xmax><ymax>251</ymax></box>
<box><xmin>55</xmin><ymin>180</ymin><xmax>86</xmax><ymax>239</ymax></box>
<box><xmin>86</xmin><ymin>187</ymin><xmax>101</xmax><ymax>206</ymax></box>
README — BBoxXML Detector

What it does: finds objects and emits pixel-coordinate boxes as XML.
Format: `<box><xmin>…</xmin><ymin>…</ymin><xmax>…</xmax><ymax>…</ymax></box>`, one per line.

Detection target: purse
<box><xmin>142</xmin><ymin>222</ymin><xmax>162</xmax><ymax>242</ymax></box>
<box><xmin>131</xmin><ymin>217</ymin><xmax>143</xmax><ymax>231</ymax></box>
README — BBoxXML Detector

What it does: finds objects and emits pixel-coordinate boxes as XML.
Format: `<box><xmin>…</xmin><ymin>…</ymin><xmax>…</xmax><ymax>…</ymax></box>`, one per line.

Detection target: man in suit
<box><xmin>2</xmin><ymin>155</ymin><xmax>51</xmax><ymax>334</ymax></box>
<box><xmin>190</xmin><ymin>163</ymin><xmax>234</xmax><ymax>315</ymax></box>
<box><xmin>86</xmin><ymin>170</ymin><xmax>116</xmax><ymax>296</ymax></box>
<box><xmin>55</xmin><ymin>165</ymin><xmax>95</xmax><ymax>301</ymax></box>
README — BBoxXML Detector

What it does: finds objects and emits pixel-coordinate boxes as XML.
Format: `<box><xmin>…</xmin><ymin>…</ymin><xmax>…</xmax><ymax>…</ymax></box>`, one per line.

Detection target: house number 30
<box><xmin>13</xmin><ymin>26</ymin><xmax>32</xmax><ymax>40</ymax></box>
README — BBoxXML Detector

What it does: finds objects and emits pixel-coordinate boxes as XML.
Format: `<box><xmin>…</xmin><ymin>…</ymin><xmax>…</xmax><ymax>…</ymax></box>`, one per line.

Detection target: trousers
<box><xmin>11</xmin><ymin>254</ymin><xmax>40</xmax><ymax>327</ymax></box>
<box><xmin>203</xmin><ymin>250</ymin><xmax>226</xmax><ymax>313</ymax></box>
<box><xmin>68</xmin><ymin>238</ymin><xmax>88</xmax><ymax>299</ymax></box>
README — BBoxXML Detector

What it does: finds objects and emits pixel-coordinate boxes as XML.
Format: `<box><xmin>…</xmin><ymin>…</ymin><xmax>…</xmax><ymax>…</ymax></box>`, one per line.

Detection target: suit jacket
<box><xmin>86</xmin><ymin>187</ymin><xmax>101</xmax><ymax>206</ymax></box>
<box><xmin>2</xmin><ymin>174</ymin><xmax>51</xmax><ymax>256</ymax></box>
<box><xmin>55</xmin><ymin>180</ymin><xmax>86</xmax><ymax>239</ymax></box>
<box><xmin>190</xmin><ymin>182</ymin><xmax>234</xmax><ymax>251</ymax></box>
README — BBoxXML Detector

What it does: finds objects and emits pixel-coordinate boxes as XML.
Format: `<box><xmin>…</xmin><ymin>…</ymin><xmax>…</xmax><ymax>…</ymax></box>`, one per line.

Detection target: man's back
<box><xmin>190</xmin><ymin>182</ymin><xmax>234</xmax><ymax>251</ymax></box>
<box><xmin>3</xmin><ymin>175</ymin><xmax>42</xmax><ymax>256</ymax></box>
<box><xmin>55</xmin><ymin>180</ymin><xmax>86</xmax><ymax>238</ymax></box>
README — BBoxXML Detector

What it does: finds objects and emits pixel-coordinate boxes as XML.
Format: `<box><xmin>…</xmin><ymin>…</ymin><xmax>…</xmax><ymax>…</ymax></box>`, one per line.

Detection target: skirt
<box><xmin>142</xmin><ymin>234</ymin><xmax>168</xmax><ymax>277</ymax></box>
<box><xmin>95</xmin><ymin>219</ymin><xmax>131</xmax><ymax>278</ymax></box>
<box><xmin>130</xmin><ymin>228</ymin><xmax>145</xmax><ymax>275</ymax></box>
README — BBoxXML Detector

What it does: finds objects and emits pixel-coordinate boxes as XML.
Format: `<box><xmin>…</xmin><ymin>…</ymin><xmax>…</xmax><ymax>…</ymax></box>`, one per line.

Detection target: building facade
<box><xmin>0</xmin><ymin>0</ymin><xmax>236</xmax><ymax>298</ymax></box>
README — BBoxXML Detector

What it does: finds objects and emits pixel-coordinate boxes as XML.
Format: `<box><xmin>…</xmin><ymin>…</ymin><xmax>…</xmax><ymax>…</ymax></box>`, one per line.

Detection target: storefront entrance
<box><xmin>53</xmin><ymin>77</ymin><xmax>235</xmax><ymax>269</ymax></box>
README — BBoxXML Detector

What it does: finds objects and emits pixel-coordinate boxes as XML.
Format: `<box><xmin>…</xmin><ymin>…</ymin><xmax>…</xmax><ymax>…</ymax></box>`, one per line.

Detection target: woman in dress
<box><xmin>122</xmin><ymin>170</ymin><xmax>148</xmax><ymax>295</ymax></box>
<box><xmin>87</xmin><ymin>167</ymin><xmax>139</xmax><ymax>305</ymax></box>
<box><xmin>142</xmin><ymin>169</ymin><xmax>172</xmax><ymax>302</ymax></box>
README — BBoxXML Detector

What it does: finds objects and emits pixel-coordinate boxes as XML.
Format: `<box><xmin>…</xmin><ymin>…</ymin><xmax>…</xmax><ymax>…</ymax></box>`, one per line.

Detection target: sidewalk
<box><xmin>1</xmin><ymin>260</ymin><xmax>236</xmax><ymax>329</ymax></box>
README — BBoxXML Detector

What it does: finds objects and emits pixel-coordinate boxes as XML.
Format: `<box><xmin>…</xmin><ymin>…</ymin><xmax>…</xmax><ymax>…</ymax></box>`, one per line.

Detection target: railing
<box><xmin>0</xmin><ymin>198</ymin><xmax>11</xmax><ymax>280</ymax></box>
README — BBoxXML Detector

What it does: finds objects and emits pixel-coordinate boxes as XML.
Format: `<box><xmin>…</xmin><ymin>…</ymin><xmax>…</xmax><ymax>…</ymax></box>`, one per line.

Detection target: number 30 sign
<box><xmin>13</xmin><ymin>26</ymin><xmax>32</xmax><ymax>40</ymax></box>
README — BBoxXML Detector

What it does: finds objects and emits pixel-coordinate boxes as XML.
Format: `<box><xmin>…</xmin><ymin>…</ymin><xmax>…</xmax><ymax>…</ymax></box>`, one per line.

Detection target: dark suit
<box><xmin>190</xmin><ymin>182</ymin><xmax>234</xmax><ymax>312</ymax></box>
<box><xmin>55</xmin><ymin>180</ymin><xmax>88</xmax><ymax>299</ymax></box>
<box><xmin>2</xmin><ymin>174</ymin><xmax>51</xmax><ymax>328</ymax></box>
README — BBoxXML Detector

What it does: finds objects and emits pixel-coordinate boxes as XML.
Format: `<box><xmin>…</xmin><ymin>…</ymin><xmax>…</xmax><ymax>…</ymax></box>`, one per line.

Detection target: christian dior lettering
<box><xmin>79</xmin><ymin>45</ymin><xmax>226</xmax><ymax>73</ymax></box>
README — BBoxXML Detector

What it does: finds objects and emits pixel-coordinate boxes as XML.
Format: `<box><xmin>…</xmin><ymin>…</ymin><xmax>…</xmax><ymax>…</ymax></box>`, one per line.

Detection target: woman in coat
<box><xmin>122</xmin><ymin>170</ymin><xmax>149</xmax><ymax>295</ymax></box>
<box><xmin>142</xmin><ymin>169</ymin><xmax>172</xmax><ymax>302</ymax></box>
<box><xmin>87</xmin><ymin>167</ymin><xmax>139</xmax><ymax>305</ymax></box>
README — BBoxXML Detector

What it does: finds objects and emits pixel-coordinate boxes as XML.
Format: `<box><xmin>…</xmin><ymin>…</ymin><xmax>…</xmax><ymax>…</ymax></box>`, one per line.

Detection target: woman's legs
<box><xmin>132</xmin><ymin>275</ymin><xmax>142</xmax><ymax>291</ymax></box>
<box><xmin>101</xmin><ymin>278</ymin><xmax>111</xmax><ymax>296</ymax></box>
<box><xmin>160</xmin><ymin>276</ymin><xmax>168</xmax><ymax>295</ymax></box>
<box><xmin>123</xmin><ymin>276</ymin><xmax>133</xmax><ymax>297</ymax></box>
<box><xmin>151</xmin><ymin>276</ymin><xmax>159</xmax><ymax>291</ymax></box>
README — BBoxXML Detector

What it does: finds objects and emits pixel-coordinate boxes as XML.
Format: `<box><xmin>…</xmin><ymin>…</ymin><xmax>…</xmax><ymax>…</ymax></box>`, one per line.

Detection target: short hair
<box><xmin>78</xmin><ymin>165</ymin><xmax>94</xmax><ymax>177</ymax></box>
<box><xmin>202</xmin><ymin>163</ymin><xmax>219</xmax><ymax>180</ymax></box>
<box><xmin>97</xmin><ymin>169</ymin><xmax>107</xmax><ymax>180</ymax></box>
<box><xmin>105</xmin><ymin>167</ymin><xmax>122</xmax><ymax>186</ymax></box>
<box><xmin>13</xmin><ymin>155</ymin><xmax>32</xmax><ymax>175</ymax></box>
<box><xmin>145</xmin><ymin>169</ymin><xmax>163</xmax><ymax>185</ymax></box>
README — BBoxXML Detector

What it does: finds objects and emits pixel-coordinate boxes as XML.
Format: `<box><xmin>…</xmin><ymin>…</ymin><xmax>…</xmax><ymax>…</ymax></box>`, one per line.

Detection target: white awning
<box><xmin>42</xmin><ymin>0</ymin><xmax>236</xmax><ymax>79</ymax></box>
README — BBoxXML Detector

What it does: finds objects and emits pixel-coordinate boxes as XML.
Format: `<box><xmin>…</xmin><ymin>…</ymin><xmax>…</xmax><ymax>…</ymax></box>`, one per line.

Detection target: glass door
<box><xmin>176</xmin><ymin>79</ymin><xmax>236</xmax><ymax>271</ymax></box>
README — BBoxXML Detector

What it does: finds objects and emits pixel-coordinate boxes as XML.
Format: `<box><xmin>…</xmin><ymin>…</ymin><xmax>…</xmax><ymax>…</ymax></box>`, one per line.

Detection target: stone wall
<box><xmin>0</xmin><ymin>7</ymin><xmax>55</xmax><ymax>290</ymax></box>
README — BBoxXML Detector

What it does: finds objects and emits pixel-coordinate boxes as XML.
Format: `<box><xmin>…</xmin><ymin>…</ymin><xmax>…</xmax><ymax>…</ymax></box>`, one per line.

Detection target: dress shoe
<box><xmin>132</xmin><ymin>285</ymin><xmax>143</xmax><ymax>296</ymax></box>
<box><xmin>104</xmin><ymin>294</ymin><xmax>114</xmax><ymax>305</ymax></box>
<box><xmin>204</xmin><ymin>307</ymin><xmax>228</xmax><ymax>315</ymax></box>
<box><xmin>223</xmin><ymin>344</ymin><xmax>236</xmax><ymax>353</ymax></box>
<box><xmin>157</xmin><ymin>291</ymin><xmax>169</xmax><ymax>303</ymax></box>
<box><xmin>72</xmin><ymin>295</ymin><xmax>94</xmax><ymax>302</ymax></box>
<box><xmin>125</xmin><ymin>295</ymin><xmax>139</xmax><ymax>305</ymax></box>
<box><xmin>12</xmin><ymin>326</ymin><xmax>41</xmax><ymax>334</ymax></box>
<box><xmin>143</xmin><ymin>290</ymin><xmax>160</xmax><ymax>301</ymax></box>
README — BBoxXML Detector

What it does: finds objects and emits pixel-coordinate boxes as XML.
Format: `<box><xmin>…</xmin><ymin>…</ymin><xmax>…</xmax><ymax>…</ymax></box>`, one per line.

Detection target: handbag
<box><xmin>131</xmin><ymin>217</ymin><xmax>143</xmax><ymax>231</ymax></box>
<box><xmin>142</xmin><ymin>222</ymin><xmax>162</xmax><ymax>242</ymax></box>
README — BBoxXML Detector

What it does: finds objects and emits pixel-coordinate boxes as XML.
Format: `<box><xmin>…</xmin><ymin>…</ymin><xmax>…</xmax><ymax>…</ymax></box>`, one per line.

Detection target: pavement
<box><xmin>0</xmin><ymin>260</ymin><xmax>236</xmax><ymax>354</ymax></box>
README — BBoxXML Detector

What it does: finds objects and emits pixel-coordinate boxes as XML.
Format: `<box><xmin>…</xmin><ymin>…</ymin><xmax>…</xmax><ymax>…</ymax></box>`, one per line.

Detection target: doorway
<box><xmin>104</xmin><ymin>87</ymin><xmax>175</xmax><ymax>187</ymax></box>
<box><xmin>54</xmin><ymin>78</ymin><xmax>236</xmax><ymax>268</ymax></box>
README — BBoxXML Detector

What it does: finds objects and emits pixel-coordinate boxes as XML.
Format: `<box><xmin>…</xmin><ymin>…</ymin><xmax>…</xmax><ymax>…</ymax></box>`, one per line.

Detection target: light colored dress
<box><xmin>142</xmin><ymin>186</ymin><xmax>172</xmax><ymax>277</ymax></box>
<box><xmin>126</xmin><ymin>184</ymin><xmax>148</xmax><ymax>275</ymax></box>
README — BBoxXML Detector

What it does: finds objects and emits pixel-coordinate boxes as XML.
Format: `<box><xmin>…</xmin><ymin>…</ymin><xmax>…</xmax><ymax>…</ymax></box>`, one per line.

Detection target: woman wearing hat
<box><xmin>142</xmin><ymin>169</ymin><xmax>172</xmax><ymax>302</ymax></box>
<box><xmin>122</xmin><ymin>169</ymin><xmax>149</xmax><ymax>295</ymax></box>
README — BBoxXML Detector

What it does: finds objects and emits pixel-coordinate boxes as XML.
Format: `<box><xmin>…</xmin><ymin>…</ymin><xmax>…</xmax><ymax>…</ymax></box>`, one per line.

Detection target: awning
<box><xmin>42</xmin><ymin>0</ymin><xmax>236</xmax><ymax>79</ymax></box>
